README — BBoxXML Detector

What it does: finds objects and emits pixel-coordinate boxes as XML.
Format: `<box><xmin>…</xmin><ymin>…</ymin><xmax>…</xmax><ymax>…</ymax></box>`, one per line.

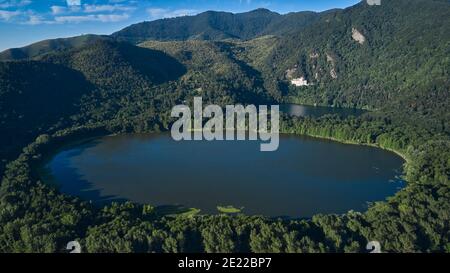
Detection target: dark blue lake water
<box><xmin>45</xmin><ymin>133</ymin><xmax>404</xmax><ymax>217</ymax></box>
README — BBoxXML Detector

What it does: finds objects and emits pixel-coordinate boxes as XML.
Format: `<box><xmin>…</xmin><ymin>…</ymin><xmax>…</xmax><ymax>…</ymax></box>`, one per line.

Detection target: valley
<box><xmin>0</xmin><ymin>0</ymin><xmax>448</xmax><ymax>253</ymax></box>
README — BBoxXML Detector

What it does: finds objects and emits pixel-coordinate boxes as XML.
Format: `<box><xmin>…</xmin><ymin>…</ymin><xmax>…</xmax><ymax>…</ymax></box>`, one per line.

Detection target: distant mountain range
<box><xmin>0</xmin><ymin>0</ymin><xmax>449</xmax><ymax>254</ymax></box>
<box><xmin>112</xmin><ymin>8</ymin><xmax>321</xmax><ymax>43</ymax></box>
<box><xmin>0</xmin><ymin>8</ymin><xmax>322</xmax><ymax>61</ymax></box>
<box><xmin>0</xmin><ymin>0</ymin><xmax>449</xmax><ymax>161</ymax></box>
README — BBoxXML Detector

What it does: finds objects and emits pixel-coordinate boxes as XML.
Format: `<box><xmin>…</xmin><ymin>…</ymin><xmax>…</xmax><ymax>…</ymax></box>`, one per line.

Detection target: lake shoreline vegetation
<box><xmin>217</xmin><ymin>206</ymin><xmax>244</xmax><ymax>214</ymax></box>
<box><xmin>0</xmin><ymin>0</ymin><xmax>449</xmax><ymax>253</ymax></box>
<box><xmin>0</xmin><ymin>109</ymin><xmax>448</xmax><ymax>252</ymax></box>
<box><xmin>36</xmin><ymin>119</ymin><xmax>405</xmax><ymax>217</ymax></box>
<box><xmin>281</xmin><ymin>116</ymin><xmax>409</xmax><ymax>163</ymax></box>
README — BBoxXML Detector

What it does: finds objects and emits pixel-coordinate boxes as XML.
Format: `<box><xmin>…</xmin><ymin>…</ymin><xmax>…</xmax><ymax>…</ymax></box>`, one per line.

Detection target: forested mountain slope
<box><xmin>112</xmin><ymin>8</ymin><xmax>320</xmax><ymax>44</ymax></box>
<box><xmin>0</xmin><ymin>0</ymin><xmax>448</xmax><ymax>184</ymax></box>
<box><xmin>0</xmin><ymin>8</ymin><xmax>321</xmax><ymax>62</ymax></box>
<box><xmin>0</xmin><ymin>35</ymin><xmax>112</xmax><ymax>62</ymax></box>
<box><xmin>0</xmin><ymin>61</ymin><xmax>94</xmax><ymax>163</ymax></box>
<box><xmin>140</xmin><ymin>40</ymin><xmax>272</xmax><ymax>103</ymax></box>
<box><xmin>0</xmin><ymin>40</ymin><xmax>186</xmax><ymax>170</ymax></box>
<box><xmin>260</xmin><ymin>0</ymin><xmax>450</xmax><ymax>110</ymax></box>
<box><xmin>0</xmin><ymin>0</ymin><xmax>448</xmax><ymax>253</ymax></box>
<box><xmin>41</xmin><ymin>40</ymin><xmax>186</xmax><ymax>88</ymax></box>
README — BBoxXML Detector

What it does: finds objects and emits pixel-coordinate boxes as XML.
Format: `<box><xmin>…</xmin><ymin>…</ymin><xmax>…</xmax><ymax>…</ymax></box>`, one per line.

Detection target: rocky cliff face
<box><xmin>352</xmin><ymin>28</ymin><xmax>366</xmax><ymax>44</ymax></box>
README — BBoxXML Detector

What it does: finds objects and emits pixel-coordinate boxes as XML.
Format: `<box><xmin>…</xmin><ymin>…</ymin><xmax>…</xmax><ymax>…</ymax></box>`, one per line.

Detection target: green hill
<box><xmin>0</xmin><ymin>0</ymin><xmax>448</xmax><ymax>164</ymax></box>
<box><xmin>140</xmin><ymin>40</ymin><xmax>271</xmax><ymax>103</ymax></box>
<box><xmin>0</xmin><ymin>40</ymin><xmax>187</xmax><ymax>167</ymax></box>
<box><xmin>262</xmin><ymin>0</ymin><xmax>450</xmax><ymax>111</ymax></box>
<box><xmin>112</xmin><ymin>8</ymin><xmax>319</xmax><ymax>44</ymax></box>
<box><xmin>0</xmin><ymin>34</ymin><xmax>112</xmax><ymax>62</ymax></box>
<box><xmin>0</xmin><ymin>61</ymin><xmax>95</xmax><ymax>162</ymax></box>
<box><xmin>0</xmin><ymin>0</ymin><xmax>448</xmax><ymax>253</ymax></box>
<box><xmin>41</xmin><ymin>40</ymin><xmax>186</xmax><ymax>88</ymax></box>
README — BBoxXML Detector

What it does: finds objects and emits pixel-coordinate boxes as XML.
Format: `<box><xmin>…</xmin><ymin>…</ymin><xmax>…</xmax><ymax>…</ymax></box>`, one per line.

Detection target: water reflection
<box><xmin>45</xmin><ymin>133</ymin><xmax>404</xmax><ymax>218</ymax></box>
<box><xmin>280</xmin><ymin>104</ymin><xmax>366</xmax><ymax>118</ymax></box>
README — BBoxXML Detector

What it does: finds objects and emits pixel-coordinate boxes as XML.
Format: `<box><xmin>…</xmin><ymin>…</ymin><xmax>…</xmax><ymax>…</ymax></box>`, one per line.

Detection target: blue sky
<box><xmin>0</xmin><ymin>0</ymin><xmax>360</xmax><ymax>51</ymax></box>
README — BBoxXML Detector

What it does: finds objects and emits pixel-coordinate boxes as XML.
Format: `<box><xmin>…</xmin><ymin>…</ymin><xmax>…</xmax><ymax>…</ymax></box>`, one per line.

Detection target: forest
<box><xmin>0</xmin><ymin>0</ymin><xmax>448</xmax><ymax>253</ymax></box>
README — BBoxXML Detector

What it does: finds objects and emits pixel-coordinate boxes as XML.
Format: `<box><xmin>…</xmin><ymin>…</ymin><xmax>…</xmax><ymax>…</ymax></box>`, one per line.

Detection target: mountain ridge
<box><xmin>0</xmin><ymin>8</ymin><xmax>322</xmax><ymax>61</ymax></box>
<box><xmin>0</xmin><ymin>0</ymin><xmax>449</xmax><ymax>254</ymax></box>
<box><xmin>111</xmin><ymin>8</ymin><xmax>320</xmax><ymax>43</ymax></box>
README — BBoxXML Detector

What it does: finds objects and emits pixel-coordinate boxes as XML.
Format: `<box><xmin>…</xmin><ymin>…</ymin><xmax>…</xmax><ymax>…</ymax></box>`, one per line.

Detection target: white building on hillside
<box><xmin>291</xmin><ymin>77</ymin><xmax>310</xmax><ymax>87</ymax></box>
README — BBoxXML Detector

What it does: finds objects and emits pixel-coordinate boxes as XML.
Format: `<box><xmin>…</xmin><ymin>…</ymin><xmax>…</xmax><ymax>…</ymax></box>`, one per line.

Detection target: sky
<box><xmin>0</xmin><ymin>0</ymin><xmax>361</xmax><ymax>51</ymax></box>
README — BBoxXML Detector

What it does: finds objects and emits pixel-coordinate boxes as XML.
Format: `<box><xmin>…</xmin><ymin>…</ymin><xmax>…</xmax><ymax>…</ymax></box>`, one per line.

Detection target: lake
<box><xmin>280</xmin><ymin>104</ymin><xmax>366</xmax><ymax>118</ymax></box>
<box><xmin>45</xmin><ymin>133</ymin><xmax>405</xmax><ymax>218</ymax></box>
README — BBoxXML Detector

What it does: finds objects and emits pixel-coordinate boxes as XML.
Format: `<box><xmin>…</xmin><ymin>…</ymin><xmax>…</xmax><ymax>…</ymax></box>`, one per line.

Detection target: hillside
<box><xmin>0</xmin><ymin>0</ymin><xmax>448</xmax><ymax>164</ymax></box>
<box><xmin>0</xmin><ymin>61</ymin><xmax>94</xmax><ymax>163</ymax></box>
<box><xmin>0</xmin><ymin>0</ymin><xmax>448</xmax><ymax>253</ymax></box>
<box><xmin>115</xmin><ymin>0</ymin><xmax>450</xmax><ymax>116</ymax></box>
<box><xmin>41</xmin><ymin>40</ymin><xmax>186</xmax><ymax>88</ymax></box>
<box><xmin>0</xmin><ymin>9</ymin><xmax>319</xmax><ymax>62</ymax></box>
<box><xmin>140</xmin><ymin>40</ymin><xmax>272</xmax><ymax>103</ymax></box>
<box><xmin>262</xmin><ymin>0</ymin><xmax>450</xmax><ymax>112</ymax></box>
<box><xmin>112</xmin><ymin>8</ymin><xmax>319</xmax><ymax>44</ymax></box>
<box><xmin>0</xmin><ymin>35</ymin><xmax>112</xmax><ymax>62</ymax></box>
<box><xmin>0</xmin><ymin>40</ymin><xmax>188</xmax><ymax>169</ymax></box>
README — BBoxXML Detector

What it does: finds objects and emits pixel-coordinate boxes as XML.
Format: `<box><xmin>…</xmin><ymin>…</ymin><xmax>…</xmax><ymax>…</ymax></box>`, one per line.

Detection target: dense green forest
<box><xmin>112</xmin><ymin>8</ymin><xmax>320</xmax><ymax>44</ymax></box>
<box><xmin>0</xmin><ymin>0</ymin><xmax>449</xmax><ymax>253</ymax></box>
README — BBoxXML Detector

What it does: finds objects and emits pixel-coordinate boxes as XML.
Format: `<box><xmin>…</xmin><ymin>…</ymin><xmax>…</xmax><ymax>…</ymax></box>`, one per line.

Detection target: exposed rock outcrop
<box><xmin>367</xmin><ymin>0</ymin><xmax>381</xmax><ymax>6</ymax></box>
<box><xmin>330</xmin><ymin>68</ymin><xmax>338</xmax><ymax>79</ymax></box>
<box><xmin>285</xmin><ymin>67</ymin><xmax>297</xmax><ymax>79</ymax></box>
<box><xmin>326</xmin><ymin>53</ymin><xmax>338</xmax><ymax>79</ymax></box>
<box><xmin>326</xmin><ymin>53</ymin><xmax>335</xmax><ymax>63</ymax></box>
<box><xmin>310</xmin><ymin>52</ymin><xmax>319</xmax><ymax>59</ymax></box>
<box><xmin>352</xmin><ymin>28</ymin><xmax>366</xmax><ymax>44</ymax></box>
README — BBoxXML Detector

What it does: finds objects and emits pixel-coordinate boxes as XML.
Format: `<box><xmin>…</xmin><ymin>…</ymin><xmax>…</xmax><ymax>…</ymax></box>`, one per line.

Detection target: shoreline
<box><xmin>34</xmin><ymin>128</ymin><xmax>408</xmax><ymax>217</ymax></box>
<box><xmin>283</xmin><ymin>132</ymin><xmax>409</xmax><ymax>163</ymax></box>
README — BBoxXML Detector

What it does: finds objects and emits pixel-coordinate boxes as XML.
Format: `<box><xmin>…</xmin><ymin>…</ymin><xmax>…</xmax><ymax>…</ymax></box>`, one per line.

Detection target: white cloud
<box><xmin>0</xmin><ymin>0</ymin><xmax>137</xmax><ymax>25</ymax></box>
<box><xmin>0</xmin><ymin>0</ymin><xmax>31</xmax><ymax>9</ymax></box>
<box><xmin>0</xmin><ymin>1</ymin><xmax>136</xmax><ymax>25</ymax></box>
<box><xmin>54</xmin><ymin>13</ymin><xmax>129</xmax><ymax>23</ymax></box>
<box><xmin>50</xmin><ymin>6</ymin><xmax>66</xmax><ymax>15</ymax></box>
<box><xmin>66</xmin><ymin>0</ymin><xmax>81</xmax><ymax>6</ymax></box>
<box><xmin>50</xmin><ymin>3</ymin><xmax>135</xmax><ymax>17</ymax></box>
<box><xmin>0</xmin><ymin>9</ymin><xmax>53</xmax><ymax>25</ymax></box>
<box><xmin>146</xmin><ymin>8</ymin><xmax>165</xmax><ymax>19</ymax></box>
<box><xmin>50</xmin><ymin>4</ymin><xmax>82</xmax><ymax>15</ymax></box>
<box><xmin>25</xmin><ymin>14</ymin><xmax>53</xmax><ymax>25</ymax></box>
<box><xmin>83</xmin><ymin>4</ymin><xmax>135</xmax><ymax>13</ymax></box>
<box><xmin>146</xmin><ymin>8</ymin><xmax>197</xmax><ymax>20</ymax></box>
<box><xmin>0</xmin><ymin>9</ymin><xmax>21</xmax><ymax>21</ymax></box>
